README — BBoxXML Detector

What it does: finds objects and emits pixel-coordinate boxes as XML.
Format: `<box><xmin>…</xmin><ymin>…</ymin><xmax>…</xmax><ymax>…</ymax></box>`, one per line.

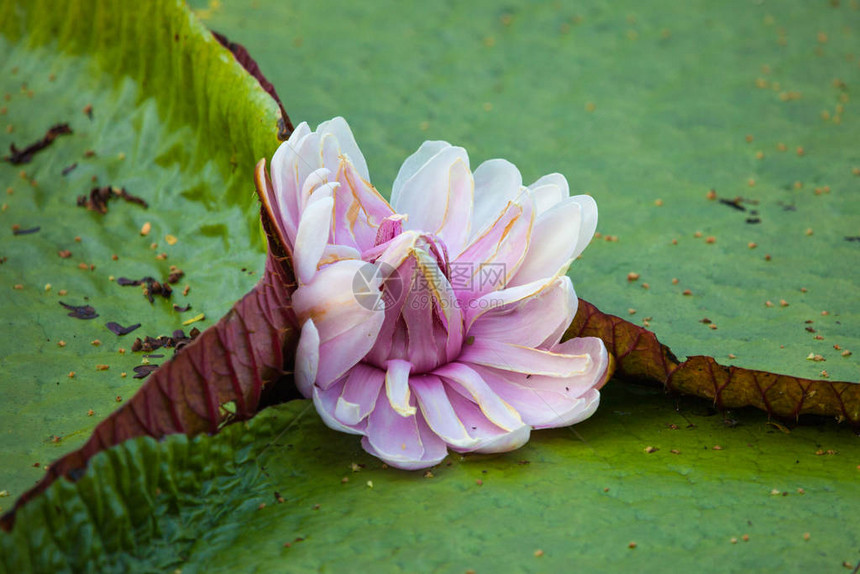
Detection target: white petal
<box><xmin>298</xmin><ymin>167</ymin><xmax>331</xmax><ymax>212</ymax></box>
<box><xmin>316</xmin><ymin>116</ymin><xmax>370</xmax><ymax>181</ymax></box>
<box><xmin>293</xmin><ymin>196</ymin><xmax>333</xmax><ymax>284</ymax></box>
<box><xmin>528</xmin><ymin>173</ymin><xmax>569</xmax><ymax>215</ymax></box>
<box><xmin>471</xmin><ymin>159</ymin><xmax>522</xmax><ymax>236</ymax></box>
<box><xmin>393</xmin><ymin>146</ymin><xmax>470</xmax><ymax>234</ymax></box>
<box><xmin>391</xmin><ymin>140</ymin><xmax>452</xmax><ymax>207</ymax></box>
<box><xmin>295</xmin><ymin>319</ymin><xmax>320</xmax><ymax>398</ymax></box>
<box><xmin>509</xmin><ymin>194</ymin><xmax>598</xmax><ymax>286</ymax></box>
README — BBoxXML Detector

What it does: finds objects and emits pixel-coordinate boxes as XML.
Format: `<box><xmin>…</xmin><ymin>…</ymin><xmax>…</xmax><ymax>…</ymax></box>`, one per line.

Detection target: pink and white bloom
<box><xmin>257</xmin><ymin>117</ymin><xmax>610</xmax><ymax>470</ymax></box>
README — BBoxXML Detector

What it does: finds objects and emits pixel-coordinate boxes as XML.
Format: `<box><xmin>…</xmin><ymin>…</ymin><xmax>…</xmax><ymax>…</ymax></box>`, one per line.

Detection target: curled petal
<box><xmin>313</xmin><ymin>378</ymin><xmax>364</xmax><ymax>435</ymax></box>
<box><xmin>335</xmin><ymin>363</ymin><xmax>385</xmax><ymax>425</ymax></box>
<box><xmin>385</xmin><ymin>359</ymin><xmax>417</xmax><ymax>417</ymax></box>
<box><xmin>270</xmin><ymin>122</ymin><xmax>312</xmax><ymax>244</ymax></box>
<box><xmin>316</xmin><ymin>310</ymin><xmax>384</xmax><ymax>388</ymax></box>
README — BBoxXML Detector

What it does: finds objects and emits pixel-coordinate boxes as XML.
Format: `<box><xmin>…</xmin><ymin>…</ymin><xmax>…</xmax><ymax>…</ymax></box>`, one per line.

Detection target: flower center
<box><xmin>362</xmin><ymin>222</ymin><xmax>463</xmax><ymax>374</ymax></box>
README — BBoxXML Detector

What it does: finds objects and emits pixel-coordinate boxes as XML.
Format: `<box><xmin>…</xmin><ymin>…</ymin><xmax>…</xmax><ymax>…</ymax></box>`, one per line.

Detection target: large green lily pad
<box><xmin>192</xmin><ymin>0</ymin><xmax>860</xmax><ymax>383</ymax></box>
<box><xmin>0</xmin><ymin>0</ymin><xmax>280</xmax><ymax>503</ymax></box>
<box><xmin>2</xmin><ymin>386</ymin><xmax>859</xmax><ymax>573</ymax></box>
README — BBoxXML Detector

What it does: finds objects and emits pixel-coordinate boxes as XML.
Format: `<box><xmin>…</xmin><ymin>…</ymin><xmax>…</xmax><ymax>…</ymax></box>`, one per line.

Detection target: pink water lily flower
<box><xmin>257</xmin><ymin>117</ymin><xmax>610</xmax><ymax>470</ymax></box>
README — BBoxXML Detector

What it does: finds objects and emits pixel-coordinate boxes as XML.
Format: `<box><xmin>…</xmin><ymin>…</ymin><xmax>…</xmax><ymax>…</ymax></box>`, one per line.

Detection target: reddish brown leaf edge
<box><xmin>566</xmin><ymin>299</ymin><xmax>860</xmax><ymax>426</ymax></box>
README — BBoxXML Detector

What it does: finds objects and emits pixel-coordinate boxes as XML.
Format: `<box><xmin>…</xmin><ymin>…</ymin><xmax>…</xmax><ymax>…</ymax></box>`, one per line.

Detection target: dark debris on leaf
<box><xmin>131</xmin><ymin>327</ymin><xmax>200</xmax><ymax>354</ymax></box>
<box><xmin>718</xmin><ymin>198</ymin><xmax>747</xmax><ymax>212</ymax></box>
<box><xmin>105</xmin><ymin>321</ymin><xmax>141</xmax><ymax>336</ymax></box>
<box><xmin>61</xmin><ymin>163</ymin><xmax>78</xmax><ymax>176</ymax></box>
<box><xmin>3</xmin><ymin>123</ymin><xmax>72</xmax><ymax>165</ymax></box>
<box><xmin>173</xmin><ymin>303</ymin><xmax>191</xmax><ymax>312</ymax></box>
<box><xmin>118</xmin><ymin>276</ymin><xmax>172</xmax><ymax>303</ymax></box>
<box><xmin>59</xmin><ymin>301</ymin><xmax>98</xmax><ymax>320</ymax></box>
<box><xmin>12</xmin><ymin>226</ymin><xmax>40</xmax><ymax>236</ymax></box>
<box><xmin>77</xmin><ymin>186</ymin><xmax>148</xmax><ymax>214</ymax></box>
<box><xmin>132</xmin><ymin>364</ymin><xmax>160</xmax><ymax>380</ymax></box>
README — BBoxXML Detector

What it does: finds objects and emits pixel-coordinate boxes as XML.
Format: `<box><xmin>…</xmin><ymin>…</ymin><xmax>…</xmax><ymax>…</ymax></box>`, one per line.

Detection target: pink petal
<box><xmin>385</xmin><ymin>359</ymin><xmax>416</xmax><ymax>417</ymax></box>
<box><xmin>313</xmin><ymin>377</ymin><xmax>364</xmax><ymax>435</ymax></box>
<box><xmin>293</xmin><ymin>260</ymin><xmax>385</xmax><ymax>388</ymax></box>
<box><xmin>363</xmin><ymin>387</ymin><xmax>447</xmax><ymax>470</ymax></box>
<box><xmin>432</xmin><ymin>362</ymin><xmax>523</xmax><ymax>432</ymax></box>
<box><xmin>295</xmin><ymin>319</ymin><xmax>320</xmax><ymax>398</ymax></box>
<box><xmin>292</xmin><ymin>259</ymin><xmax>382</xmax><ymax>342</ymax></box>
<box><xmin>471</xmin><ymin>337</ymin><xmax>608</xmax><ymax>428</ymax></box>
<box><xmin>457</xmin><ymin>339</ymin><xmax>591</xmax><ymax>377</ymax></box>
<box><xmin>335</xmin><ymin>363</ymin><xmax>385</xmax><ymax>425</ymax></box>
<box><xmin>393</xmin><ymin>146</ymin><xmax>470</xmax><ymax>235</ymax></box>
<box><xmin>446</xmin><ymin>390</ymin><xmax>531</xmax><ymax>454</ymax></box>
<box><xmin>391</xmin><ymin>140</ymin><xmax>452</xmax><ymax>207</ymax></box>
<box><xmin>411</xmin><ymin>375</ymin><xmax>478</xmax><ymax>450</ymax></box>
<box><xmin>316</xmin><ymin>310</ymin><xmax>384</xmax><ymax>389</ymax></box>
<box><xmin>453</xmin><ymin>195</ymin><xmax>534</xmax><ymax>303</ymax></box>
<box><xmin>411</xmin><ymin>248</ymin><xmax>464</xmax><ymax>364</ymax></box>
<box><xmin>467</xmin><ymin>276</ymin><xmax>577</xmax><ymax>349</ymax></box>
<box><xmin>471</xmin><ymin>159</ymin><xmax>523</xmax><ymax>236</ymax></box>
<box><xmin>293</xmin><ymin>196</ymin><xmax>333</xmax><ymax>284</ymax></box>
<box><xmin>333</xmin><ymin>157</ymin><xmax>393</xmax><ymax>251</ymax></box>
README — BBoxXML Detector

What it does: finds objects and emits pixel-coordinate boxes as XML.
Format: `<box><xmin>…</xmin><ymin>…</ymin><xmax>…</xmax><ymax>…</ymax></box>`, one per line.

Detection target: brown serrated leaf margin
<box><xmin>566</xmin><ymin>299</ymin><xmax>860</xmax><ymax>424</ymax></box>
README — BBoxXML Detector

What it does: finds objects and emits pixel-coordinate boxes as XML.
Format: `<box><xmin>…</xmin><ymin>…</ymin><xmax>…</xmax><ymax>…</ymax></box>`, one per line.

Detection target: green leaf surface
<box><xmin>192</xmin><ymin>0</ymin><xmax>860</xmax><ymax>383</ymax></box>
<box><xmin>3</xmin><ymin>386</ymin><xmax>859</xmax><ymax>573</ymax></box>
<box><xmin>0</xmin><ymin>0</ymin><xmax>280</xmax><ymax>505</ymax></box>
